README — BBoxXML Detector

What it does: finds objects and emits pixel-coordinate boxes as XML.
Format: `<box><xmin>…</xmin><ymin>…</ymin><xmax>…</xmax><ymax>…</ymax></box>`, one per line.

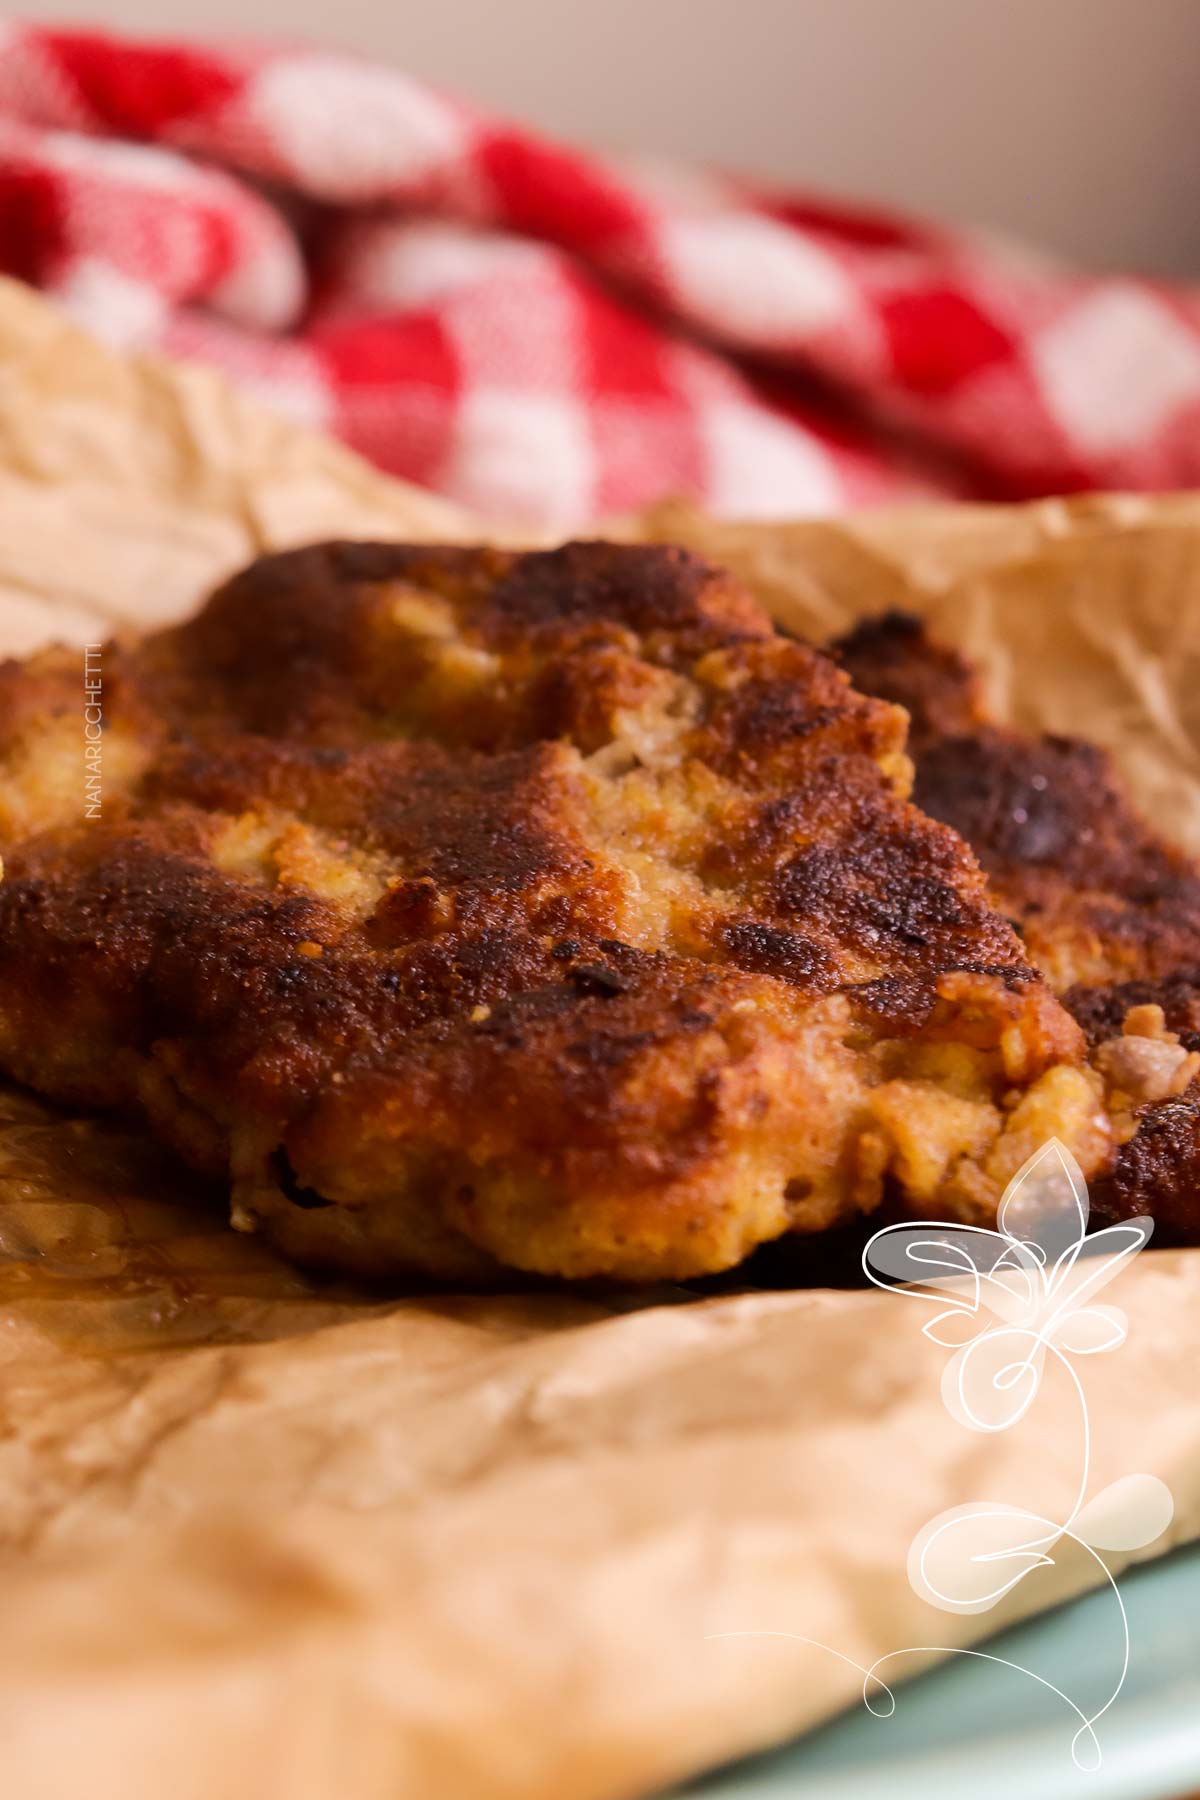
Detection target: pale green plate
<box><xmin>684</xmin><ymin>1542</ymin><xmax>1200</xmax><ymax>1799</ymax></box>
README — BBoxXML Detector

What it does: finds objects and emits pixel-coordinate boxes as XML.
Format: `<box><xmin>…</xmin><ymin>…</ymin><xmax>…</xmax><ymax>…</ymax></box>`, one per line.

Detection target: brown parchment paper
<box><xmin>2</xmin><ymin>276</ymin><xmax>1200</xmax><ymax>1800</ymax></box>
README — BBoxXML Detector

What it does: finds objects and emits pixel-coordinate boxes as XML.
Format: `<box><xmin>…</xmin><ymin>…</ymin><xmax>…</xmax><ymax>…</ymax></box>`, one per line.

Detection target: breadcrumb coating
<box><xmin>835</xmin><ymin>609</ymin><xmax>1200</xmax><ymax>1243</ymax></box>
<box><xmin>0</xmin><ymin>546</ymin><xmax>1108</xmax><ymax>1281</ymax></box>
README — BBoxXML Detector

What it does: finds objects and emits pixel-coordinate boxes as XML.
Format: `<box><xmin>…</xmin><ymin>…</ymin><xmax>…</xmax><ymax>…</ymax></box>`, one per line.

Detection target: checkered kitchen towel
<box><xmin>0</xmin><ymin>23</ymin><xmax>1198</xmax><ymax>527</ymax></box>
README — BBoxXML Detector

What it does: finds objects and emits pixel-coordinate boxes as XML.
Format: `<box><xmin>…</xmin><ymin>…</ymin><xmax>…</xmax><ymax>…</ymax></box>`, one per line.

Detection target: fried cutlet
<box><xmin>835</xmin><ymin>610</ymin><xmax>1200</xmax><ymax>1240</ymax></box>
<box><xmin>0</xmin><ymin>544</ymin><xmax>1111</xmax><ymax>1284</ymax></box>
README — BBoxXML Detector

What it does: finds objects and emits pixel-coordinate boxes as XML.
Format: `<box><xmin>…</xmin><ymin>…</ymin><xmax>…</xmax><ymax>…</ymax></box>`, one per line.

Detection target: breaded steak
<box><xmin>835</xmin><ymin>610</ymin><xmax>1200</xmax><ymax>1241</ymax></box>
<box><xmin>0</xmin><ymin>544</ymin><xmax>1110</xmax><ymax>1283</ymax></box>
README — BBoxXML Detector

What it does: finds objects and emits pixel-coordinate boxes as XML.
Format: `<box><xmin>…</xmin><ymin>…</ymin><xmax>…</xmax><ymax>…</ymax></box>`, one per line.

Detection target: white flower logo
<box><xmin>866</xmin><ymin>1136</ymin><xmax>1148</xmax><ymax>1433</ymax></box>
<box><xmin>861</xmin><ymin>1138</ymin><xmax>1173</xmax><ymax>1767</ymax></box>
<box><xmin>707</xmin><ymin>1137</ymin><xmax>1173</xmax><ymax>1772</ymax></box>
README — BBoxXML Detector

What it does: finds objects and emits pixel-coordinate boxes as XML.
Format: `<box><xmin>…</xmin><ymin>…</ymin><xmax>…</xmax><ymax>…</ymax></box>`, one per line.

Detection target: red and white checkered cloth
<box><xmin>0</xmin><ymin>23</ymin><xmax>1198</xmax><ymax>527</ymax></box>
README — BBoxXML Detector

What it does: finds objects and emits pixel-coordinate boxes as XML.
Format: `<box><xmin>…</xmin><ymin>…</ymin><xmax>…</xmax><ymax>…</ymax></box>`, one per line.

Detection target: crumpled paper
<box><xmin>1</xmin><ymin>277</ymin><xmax>1199</xmax><ymax>1800</ymax></box>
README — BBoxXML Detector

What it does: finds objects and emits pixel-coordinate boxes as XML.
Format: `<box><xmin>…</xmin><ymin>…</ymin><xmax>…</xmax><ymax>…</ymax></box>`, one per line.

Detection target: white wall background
<box><xmin>17</xmin><ymin>0</ymin><xmax>1200</xmax><ymax>275</ymax></box>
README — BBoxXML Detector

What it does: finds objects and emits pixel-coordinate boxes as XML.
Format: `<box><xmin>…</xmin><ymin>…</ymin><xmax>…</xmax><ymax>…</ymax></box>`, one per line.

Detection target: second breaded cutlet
<box><xmin>835</xmin><ymin>610</ymin><xmax>1200</xmax><ymax>1240</ymax></box>
<box><xmin>0</xmin><ymin>543</ymin><xmax>1111</xmax><ymax>1283</ymax></box>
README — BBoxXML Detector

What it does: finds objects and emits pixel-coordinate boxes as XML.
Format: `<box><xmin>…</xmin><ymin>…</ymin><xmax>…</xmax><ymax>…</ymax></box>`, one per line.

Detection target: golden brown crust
<box><xmin>0</xmin><ymin>544</ymin><xmax>1106</xmax><ymax>1282</ymax></box>
<box><xmin>1086</xmin><ymin>1093</ymin><xmax>1200</xmax><ymax>1241</ymax></box>
<box><xmin>836</xmin><ymin>610</ymin><xmax>1200</xmax><ymax>990</ymax></box>
<box><xmin>835</xmin><ymin>610</ymin><xmax>1200</xmax><ymax>1242</ymax></box>
<box><xmin>828</xmin><ymin>611</ymin><xmax>987</xmax><ymax>751</ymax></box>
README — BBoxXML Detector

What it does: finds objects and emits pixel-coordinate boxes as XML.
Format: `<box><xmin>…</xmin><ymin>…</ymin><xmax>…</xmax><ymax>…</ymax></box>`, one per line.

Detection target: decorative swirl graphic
<box><xmin>860</xmin><ymin>1137</ymin><xmax>1172</xmax><ymax>1769</ymax></box>
<box><xmin>708</xmin><ymin>1137</ymin><xmax>1172</xmax><ymax>1772</ymax></box>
